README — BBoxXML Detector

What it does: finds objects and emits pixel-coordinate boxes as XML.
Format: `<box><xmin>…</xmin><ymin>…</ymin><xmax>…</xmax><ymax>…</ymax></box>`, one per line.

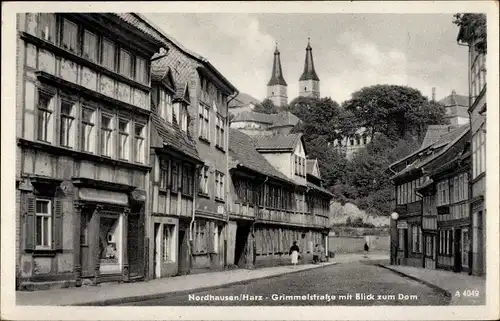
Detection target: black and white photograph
<box><xmin>1</xmin><ymin>1</ymin><xmax>498</xmax><ymax>320</ymax></box>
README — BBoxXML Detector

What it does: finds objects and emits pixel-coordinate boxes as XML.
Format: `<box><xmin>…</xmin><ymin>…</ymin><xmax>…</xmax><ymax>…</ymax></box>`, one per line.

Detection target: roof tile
<box><xmin>252</xmin><ymin>133</ymin><xmax>302</xmax><ymax>151</ymax></box>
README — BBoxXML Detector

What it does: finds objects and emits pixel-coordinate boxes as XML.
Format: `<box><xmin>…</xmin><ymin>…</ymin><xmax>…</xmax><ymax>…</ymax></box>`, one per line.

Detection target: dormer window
<box><xmin>158</xmin><ymin>88</ymin><xmax>173</xmax><ymax>123</ymax></box>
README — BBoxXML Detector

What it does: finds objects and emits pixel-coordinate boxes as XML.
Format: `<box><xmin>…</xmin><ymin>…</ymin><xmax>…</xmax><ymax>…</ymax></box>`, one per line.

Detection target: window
<box><xmin>134</xmin><ymin>123</ymin><xmax>145</xmax><ymax>163</ymax></box>
<box><xmin>37</xmin><ymin>89</ymin><xmax>55</xmax><ymax>143</ymax></box>
<box><xmin>173</xmin><ymin>103</ymin><xmax>180</xmax><ymax>124</ymax></box>
<box><xmin>83</xmin><ymin>30</ymin><xmax>98</xmax><ymax>62</ymax></box>
<box><xmin>159</xmin><ymin>89</ymin><xmax>173</xmax><ymax>123</ymax></box>
<box><xmin>194</xmin><ymin>221</ymin><xmax>207</xmax><ymax>253</ymax></box>
<box><xmin>81</xmin><ymin>107</ymin><xmax>96</xmax><ymax>153</ymax></box>
<box><xmin>102</xmin><ymin>38</ymin><xmax>116</xmax><ymax>70</ymax></box>
<box><xmin>215</xmin><ymin>171</ymin><xmax>224</xmax><ymax>200</ymax></box>
<box><xmin>135</xmin><ymin>57</ymin><xmax>147</xmax><ymax>84</ymax></box>
<box><xmin>180</xmin><ymin>104</ymin><xmax>188</xmax><ymax>133</ymax></box>
<box><xmin>199</xmin><ymin>104</ymin><xmax>210</xmax><ymax>141</ymax></box>
<box><xmin>472</xmin><ymin>128</ymin><xmax>486</xmax><ymax>178</ymax></box>
<box><xmin>216</xmin><ymin>115</ymin><xmax>224</xmax><ymax>149</ymax></box>
<box><xmin>118</xmin><ymin>119</ymin><xmax>130</xmax><ymax>160</ymax></box>
<box><xmin>35</xmin><ymin>199</ymin><xmax>52</xmax><ymax>249</ymax></box>
<box><xmin>38</xmin><ymin>13</ymin><xmax>56</xmax><ymax>43</ymax></box>
<box><xmin>162</xmin><ymin>225</ymin><xmax>174</xmax><ymax>262</ymax></box>
<box><xmin>182</xmin><ymin>164</ymin><xmax>194</xmax><ymax>196</ymax></box>
<box><xmin>471</xmin><ymin>52</ymin><xmax>486</xmax><ymax>99</ymax></box>
<box><xmin>62</xmin><ymin>19</ymin><xmax>78</xmax><ymax>53</ymax></box>
<box><xmin>199</xmin><ymin>165</ymin><xmax>209</xmax><ymax>194</ymax></box>
<box><xmin>120</xmin><ymin>49</ymin><xmax>132</xmax><ymax>78</ymax></box>
<box><xmin>100</xmin><ymin>114</ymin><xmax>114</xmax><ymax>157</ymax></box>
<box><xmin>59</xmin><ymin>99</ymin><xmax>76</xmax><ymax>148</ymax></box>
<box><xmin>437</xmin><ymin>180</ymin><xmax>449</xmax><ymax>206</ymax></box>
<box><xmin>160</xmin><ymin>159</ymin><xmax>170</xmax><ymax>189</ymax></box>
<box><xmin>171</xmin><ymin>162</ymin><xmax>179</xmax><ymax>192</ymax></box>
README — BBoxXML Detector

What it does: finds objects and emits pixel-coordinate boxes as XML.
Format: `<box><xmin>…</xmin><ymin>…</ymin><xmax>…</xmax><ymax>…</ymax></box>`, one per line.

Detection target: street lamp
<box><xmin>390</xmin><ymin>212</ymin><xmax>399</xmax><ymax>265</ymax></box>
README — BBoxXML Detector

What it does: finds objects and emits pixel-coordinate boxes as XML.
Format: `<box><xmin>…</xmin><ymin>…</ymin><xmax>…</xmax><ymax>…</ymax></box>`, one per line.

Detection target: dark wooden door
<box><xmin>127</xmin><ymin>214</ymin><xmax>143</xmax><ymax>278</ymax></box>
<box><xmin>454</xmin><ymin>229</ymin><xmax>462</xmax><ymax>272</ymax></box>
<box><xmin>80</xmin><ymin>209</ymin><xmax>93</xmax><ymax>277</ymax></box>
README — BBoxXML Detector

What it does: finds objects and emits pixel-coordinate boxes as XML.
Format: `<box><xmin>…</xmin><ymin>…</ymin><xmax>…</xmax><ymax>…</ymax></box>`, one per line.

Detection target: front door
<box><xmin>153</xmin><ymin>223</ymin><xmax>160</xmax><ymax>278</ymax></box>
<box><xmin>424</xmin><ymin>234</ymin><xmax>436</xmax><ymax>269</ymax></box>
<box><xmin>403</xmin><ymin>229</ymin><xmax>409</xmax><ymax>258</ymax></box>
<box><xmin>80</xmin><ymin>208</ymin><xmax>93</xmax><ymax>277</ymax></box>
<box><xmin>127</xmin><ymin>214</ymin><xmax>143</xmax><ymax>279</ymax></box>
<box><xmin>454</xmin><ymin>229</ymin><xmax>462</xmax><ymax>272</ymax></box>
<box><xmin>461</xmin><ymin>229</ymin><xmax>470</xmax><ymax>271</ymax></box>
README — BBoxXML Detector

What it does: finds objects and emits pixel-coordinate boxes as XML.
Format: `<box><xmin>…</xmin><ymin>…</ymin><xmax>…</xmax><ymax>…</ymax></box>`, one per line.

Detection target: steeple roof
<box><xmin>267</xmin><ymin>44</ymin><xmax>287</xmax><ymax>86</ymax></box>
<box><xmin>299</xmin><ymin>38</ymin><xmax>319</xmax><ymax>81</ymax></box>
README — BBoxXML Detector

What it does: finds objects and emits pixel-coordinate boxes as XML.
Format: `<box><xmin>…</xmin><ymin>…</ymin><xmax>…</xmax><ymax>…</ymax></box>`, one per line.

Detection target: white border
<box><xmin>2</xmin><ymin>1</ymin><xmax>499</xmax><ymax>320</ymax></box>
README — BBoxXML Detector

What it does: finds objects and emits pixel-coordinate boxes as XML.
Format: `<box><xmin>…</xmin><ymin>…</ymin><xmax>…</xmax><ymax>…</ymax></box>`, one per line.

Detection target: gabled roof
<box><xmin>306</xmin><ymin>159</ymin><xmax>321</xmax><ymax>179</ymax></box>
<box><xmin>307</xmin><ymin>181</ymin><xmax>334</xmax><ymax>198</ymax></box>
<box><xmin>390</xmin><ymin>124</ymin><xmax>469</xmax><ymax>180</ymax></box>
<box><xmin>252</xmin><ymin>133</ymin><xmax>304</xmax><ymax>153</ymax></box>
<box><xmin>151</xmin><ymin>113</ymin><xmax>201</xmax><ymax>162</ymax></box>
<box><xmin>421</xmin><ymin>125</ymin><xmax>462</xmax><ymax>149</ymax></box>
<box><xmin>135</xmin><ymin>13</ymin><xmax>238</xmax><ymax>94</ymax></box>
<box><xmin>228</xmin><ymin>92</ymin><xmax>261</xmax><ymax>109</ymax></box>
<box><xmin>438</xmin><ymin>91</ymin><xmax>469</xmax><ymax>108</ymax></box>
<box><xmin>268</xmin><ymin>112</ymin><xmax>301</xmax><ymax>128</ymax></box>
<box><xmin>229</xmin><ymin>129</ymin><xmax>291</xmax><ymax>183</ymax></box>
<box><xmin>231</xmin><ymin>111</ymin><xmax>274</xmax><ymax>124</ymax></box>
<box><xmin>173</xmin><ymin>82</ymin><xmax>190</xmax><ymax>104</ymax></box>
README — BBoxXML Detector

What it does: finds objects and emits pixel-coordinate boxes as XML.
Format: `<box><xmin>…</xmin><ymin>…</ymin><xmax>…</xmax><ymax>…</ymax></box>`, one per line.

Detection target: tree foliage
<box><xmin>254</xmin><ymin>98</ymin><xmax>278</xmax><ymax>114</ymax></box>
<box><xmin>454</xmin><ymin>13</ymin><xmax>487</xmax><ymax>53</ymax></box>
<box><xmin>286</xmin><ymin>84</ymin><xmax>447</xmax><ymax>217</ymax></box>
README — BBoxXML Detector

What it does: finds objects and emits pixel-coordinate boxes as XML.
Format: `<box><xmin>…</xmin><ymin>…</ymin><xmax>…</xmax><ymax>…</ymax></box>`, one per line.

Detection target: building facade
<box><xmin>227</xmin><ymin>130</ymin><xmax>332</xmax><ymax>268</ymax></box>
<box><xmin>437</xmin><ymin>90</ymin><xmax>470</xmax><ymax>126</ymax></box>
<box><xmin>457</xmin><ymin>18</ymin><xmax>487</xmax><ymax>277</ymax></box>
<box><xmin>230</xmin><ymin>111</ymin><xmax>300</xmax><ymax>137</ymax></box>
<box><xmin>141</xmin><ymin>15</ymin><xmax>238</xmax><ymax>274</ymax></box>
<box><xmin>15</xmin><ymin>13</ymin><xmax>164</xmax><ymax>290</ymax></box>
<box><xmin>389</xmin><ymin>125</ymin><xmax>470</xmax><ymax>271</ymax></box>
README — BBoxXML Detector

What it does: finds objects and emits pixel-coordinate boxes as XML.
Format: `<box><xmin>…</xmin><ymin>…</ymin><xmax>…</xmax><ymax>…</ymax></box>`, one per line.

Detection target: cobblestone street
<box><xmin>120</xmin><ymin>261</ymin><xmax>450</xmax><ymax>306</ymax></box>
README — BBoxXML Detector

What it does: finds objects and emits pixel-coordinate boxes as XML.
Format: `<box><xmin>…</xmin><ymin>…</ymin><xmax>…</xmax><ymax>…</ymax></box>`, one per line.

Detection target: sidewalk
<box><xmin>380</xmin><ymin>264</ymin><xmax>486</xmax><ymax>305</ymax></box>
<box><xmin>17</xmin><ymin>252</ymin><xmax>387</xmax><ymax>306</ymax></box>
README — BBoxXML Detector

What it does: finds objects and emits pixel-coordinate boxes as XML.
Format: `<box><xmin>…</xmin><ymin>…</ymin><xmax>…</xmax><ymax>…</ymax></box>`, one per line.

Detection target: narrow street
<box><xmin>119</xmin><ymin>261</ymin><xmax>450</xmax><ymax>306</ymax></box>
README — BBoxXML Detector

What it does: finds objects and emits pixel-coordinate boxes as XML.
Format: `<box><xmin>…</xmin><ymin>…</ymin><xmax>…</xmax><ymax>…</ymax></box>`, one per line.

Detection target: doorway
<box><xmin>127</xmin><ymin>214</ymin><xmax>143</xmax><ymax>279</ymax></box>
<box><xmin>80</xmin><ymin>208</ymin><xmax>93</xmax><ymax>278</ymax></box>
<box><xmin>177</xmin><ymin>229</ymin><xmax>188</xmax><ymax>275</ymax></box>
<box><xmin>454</xmin><ymin>228</ymin><xmax>462</xmax><ymax>272</ymax></box>
<box><xmin>234</xmin><ymin>223</ymin><xmax>250</xmax><ymax>267</ymax></box>
<box><xmin>153</xmin><ymin>223</ymin><xmax>161</xmax><ymax>279</ymax></box>
<box><xmin>403</xmin><ymin>229</ymin><xmax>409</xmax><ymax>258</ymax></box>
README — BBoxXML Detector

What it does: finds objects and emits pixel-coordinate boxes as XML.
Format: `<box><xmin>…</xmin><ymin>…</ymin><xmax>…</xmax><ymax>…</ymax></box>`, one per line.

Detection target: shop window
<box><xmin>99</xmin><ymin>215</ymin><xmax>121</xmax><ymax>274</ymax></box>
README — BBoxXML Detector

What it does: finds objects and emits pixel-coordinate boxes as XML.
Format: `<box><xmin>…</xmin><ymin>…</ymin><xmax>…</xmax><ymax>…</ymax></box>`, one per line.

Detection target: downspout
<box><xmin>189</xmin><ymin>164</ymin><xmax>201</xmax><ymax>252</ymax></box>
<box><xmin>224</xmin><ymin>90</ymin><xmax>239</xmax><ymax>267</ymax></box>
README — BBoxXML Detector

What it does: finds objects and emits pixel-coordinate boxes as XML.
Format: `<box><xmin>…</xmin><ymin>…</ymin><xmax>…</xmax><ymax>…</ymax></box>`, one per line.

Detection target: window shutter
<box><xmin>25</xmin><ymin>195</ymin><xmax>36</xmax><ymax>250</ymax></box>
<box><xmin>53</xmin><ymin>197</ymin><xmax>63</xmax><ymax>250</ymax></box>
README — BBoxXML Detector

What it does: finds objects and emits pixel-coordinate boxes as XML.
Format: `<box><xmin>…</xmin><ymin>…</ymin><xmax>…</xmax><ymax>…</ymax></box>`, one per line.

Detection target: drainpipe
<box><xmin>189</xmin><ymin>164</ymin><xmax>201</xmax><ymax>253</ymax></box>
<box><xmin>224</xmin><ymin>90</ymin><xmax>239</xmax><ymax>267</ymax></box>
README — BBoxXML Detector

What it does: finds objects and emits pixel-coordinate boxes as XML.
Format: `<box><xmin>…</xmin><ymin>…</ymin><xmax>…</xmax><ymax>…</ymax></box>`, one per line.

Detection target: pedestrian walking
<box><xmin>289</xmin><ymin>241</ymin><xmax>300</xmax><ymax>267</ymax></box>
<box><xmin>364</xmin><ymin>242</ymin><xmax>370</xmax><ymax>257</ymax></box>
<box><xmin>313</xmin><ymin>244</ymin><xmax>320</xmax><ymax>263</ymax></box>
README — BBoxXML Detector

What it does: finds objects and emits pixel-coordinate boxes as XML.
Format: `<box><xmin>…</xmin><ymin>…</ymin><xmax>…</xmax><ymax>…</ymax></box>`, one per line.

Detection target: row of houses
<box><xmin>15</xmin><ymin>13</ymin><xmax>333</xmax><ymax>291</ymax></box>
<box><xmin>387</xmin><ymin>18</ymin><xmax>486</xmax><ymax>276</ymax></box>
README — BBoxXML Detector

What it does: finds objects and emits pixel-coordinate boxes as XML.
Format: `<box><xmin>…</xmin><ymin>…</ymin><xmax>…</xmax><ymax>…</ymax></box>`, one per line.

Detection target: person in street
<box><xmin>364</xmin><ymin>242</ymin><xmax>370</xmax><ymax>257</ymax></box>
<box><xmin>289</xmin><ymin>241</ymin><xmax>300</xmax><ymax>267</ymax></box>
<box><xmin>313</xmin><ymin>244</ymin><xmax>320</xmax><ymax>263</ymax></box>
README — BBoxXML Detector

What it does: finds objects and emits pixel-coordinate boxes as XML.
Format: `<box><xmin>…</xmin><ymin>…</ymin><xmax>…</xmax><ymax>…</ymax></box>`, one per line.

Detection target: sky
<box><xmin>144</xmin><ymin>13</ymin><xmax>469</xmax><ymax>103</ymax></box>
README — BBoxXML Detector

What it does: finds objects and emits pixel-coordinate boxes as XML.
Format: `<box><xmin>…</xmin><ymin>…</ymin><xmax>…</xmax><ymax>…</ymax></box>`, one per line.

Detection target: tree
<box><xmin>253</xmin><ymin>98</ymin><xmax>278</xmax><ymax>114</ymax></box>
<box><xmin>454</xmin><ymin>13</ymin><xmax>487</xmax><ymax>53</ymax></box>
<box><xmin>342</xmin><ymin>85</ymin><xmax>448</xmax><ymax>141</ymax></box>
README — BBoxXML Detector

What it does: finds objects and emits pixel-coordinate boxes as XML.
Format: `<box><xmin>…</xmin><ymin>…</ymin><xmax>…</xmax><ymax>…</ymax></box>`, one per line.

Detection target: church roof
<box><xmin>438</xmin><ymin>90</ymin><xmax>469</xmax><ymax>108</ymax></box>
<box><xmin>267</xmin><ymin>46</ymin><xmax>287</xmax><ymax>86</ymax></box>
<box><xmin>299</xmin><ymin>39</ymin><xmax>319</xmax><ymax>81</ymax></box>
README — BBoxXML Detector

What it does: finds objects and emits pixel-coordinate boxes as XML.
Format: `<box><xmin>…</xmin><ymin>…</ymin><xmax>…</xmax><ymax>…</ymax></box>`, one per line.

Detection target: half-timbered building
<box><xmin>16</xmin><ymin>13</ymin><xmax>164</xmax><ymax>290</ymax></box>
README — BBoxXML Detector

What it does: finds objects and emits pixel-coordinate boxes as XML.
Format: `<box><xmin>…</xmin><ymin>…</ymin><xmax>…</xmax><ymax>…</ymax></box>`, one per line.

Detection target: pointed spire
<box><xmin>267</xmin><ymin>42</ymin><xmax>287</xmax><ymax>86</ymax></box>
<box><xmin>300</xmin><ymin>38</ymin><xmax>319</xmax><ymax>81</ymax></box>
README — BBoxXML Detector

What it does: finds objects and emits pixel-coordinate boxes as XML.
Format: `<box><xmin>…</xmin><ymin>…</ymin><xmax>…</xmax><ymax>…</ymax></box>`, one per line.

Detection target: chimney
<box><xmin>431</xmin><ymin>87</ymin><xmax>436</xmax><ymax>102</ymax></box>
<box><xmin>452</xmin><ymin>89</ymin><xmax>456</xmax><ymax>96</ymax></box>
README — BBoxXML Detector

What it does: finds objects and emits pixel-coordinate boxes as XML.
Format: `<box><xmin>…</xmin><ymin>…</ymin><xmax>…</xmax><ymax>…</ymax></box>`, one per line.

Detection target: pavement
<box><xmin>379</xmin><ymin>264</ymin><xmax>486</xmax><ymax>305</ymax></box>
<box><xmin>16</xmin><ymin>252</ymin><xmax>388</xmax><ymax>306</ymax></box>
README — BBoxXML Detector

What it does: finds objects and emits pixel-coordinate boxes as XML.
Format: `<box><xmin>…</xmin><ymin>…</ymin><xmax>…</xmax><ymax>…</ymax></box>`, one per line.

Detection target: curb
<box><xmin>70</xmin><ymin>262</ymin><xmax>339</xmax><ymax>306</ymax></box>
<box><xmin>376</xmin><ymin>264</ymin><xmax>452</xmax><ymax>299</ymax></box>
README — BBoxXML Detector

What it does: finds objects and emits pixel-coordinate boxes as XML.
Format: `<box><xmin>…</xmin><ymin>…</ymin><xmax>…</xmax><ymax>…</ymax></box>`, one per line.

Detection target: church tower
<box><xmin>299</xmin><ymin>38</ymin><xmax>320</xmax><ymax>98</ymax></box>
<box><xmin>267</xmin><ymin>44</ymin><xmax>288</xmax><ymax>107</ymax></box>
